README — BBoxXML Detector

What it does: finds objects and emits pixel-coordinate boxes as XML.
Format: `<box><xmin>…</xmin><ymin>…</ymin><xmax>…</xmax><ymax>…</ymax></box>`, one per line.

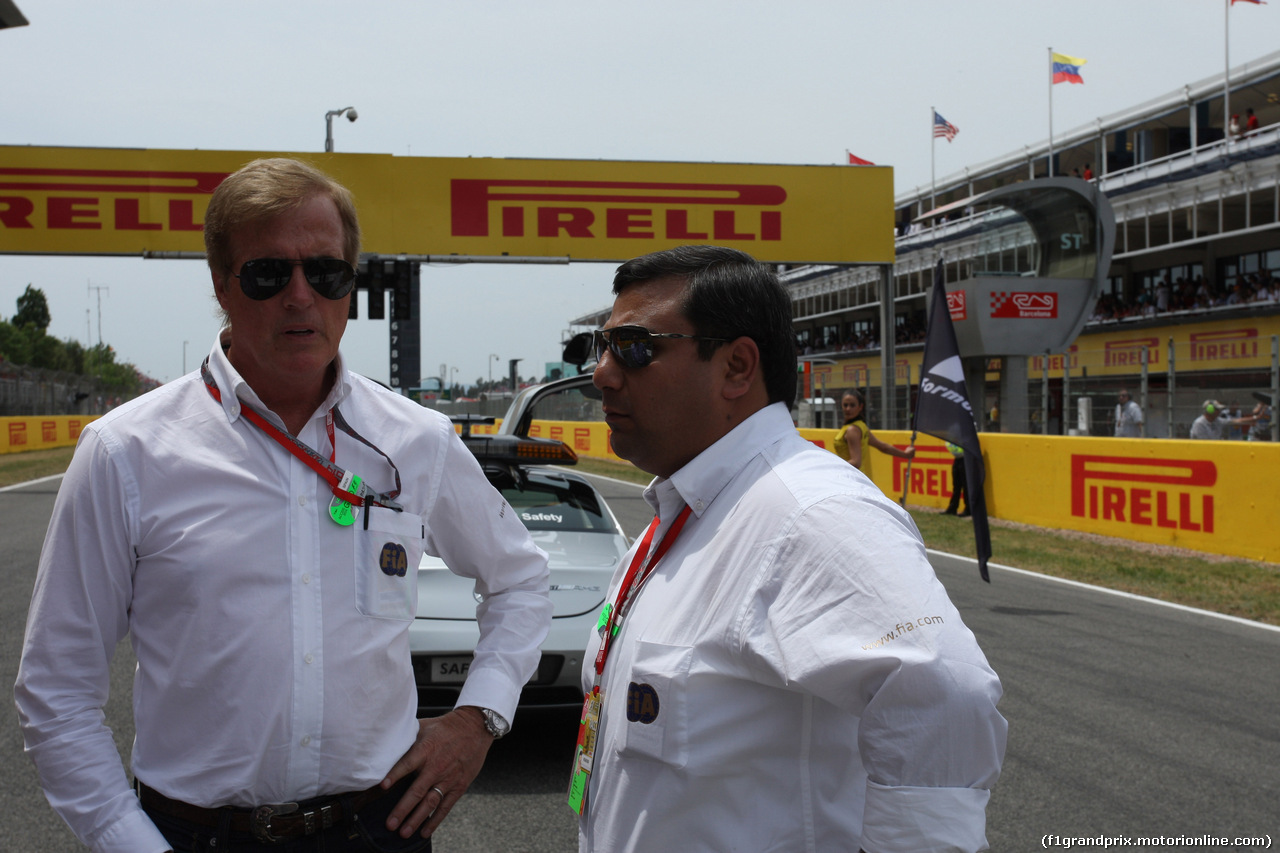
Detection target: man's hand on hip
<box><xmin>381</xmin><ymin>706</ymin><xmax>495</xmax><ymax>839</ymax></box>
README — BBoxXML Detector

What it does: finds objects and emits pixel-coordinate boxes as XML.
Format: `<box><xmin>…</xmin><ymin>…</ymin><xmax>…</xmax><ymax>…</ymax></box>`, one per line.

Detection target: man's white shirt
<box><xmin>15</xmin><ymin>337</ymin><xmax>551</xmax><ymax>853</ymax></box>
<box><xmin>578</xmin><ymin>403</ymin><xmax>1006</xmax><ymax>853</ymax></box>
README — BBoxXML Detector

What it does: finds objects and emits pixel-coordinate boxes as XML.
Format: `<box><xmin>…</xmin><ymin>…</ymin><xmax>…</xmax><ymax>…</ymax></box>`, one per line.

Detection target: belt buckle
<box><xmin>251</xmin><ymin>802</ymin><xmax>299</xmax><ymax>844</ymax></box>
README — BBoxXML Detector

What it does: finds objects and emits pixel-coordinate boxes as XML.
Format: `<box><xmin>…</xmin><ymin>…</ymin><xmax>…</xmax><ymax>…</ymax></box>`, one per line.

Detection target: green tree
<box><xmin>31</xmin><ymin>334</ymin><xmax>72</xmax><ymax>372</ymax></box>
<box><xmin>84</xmin><ymin>343</ymin><xmax>141</xmax><ymax>394</ymax></box>
<box><xmin>0</xmin><ymin>319</ymin><xmax>34</xmax><ymax>365</ymax></box>
<box><xmin>13</xmin><ymin>285</ymin><xmax>52</xmax><ymax>332</ymax></box>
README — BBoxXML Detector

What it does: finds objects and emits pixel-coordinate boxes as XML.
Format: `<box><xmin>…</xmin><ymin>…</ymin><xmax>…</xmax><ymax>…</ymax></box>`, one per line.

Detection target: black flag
<box><xmin>912</xmin><ymin>261</ymin><xmax>992</xmax><ymax>582</ymax></box>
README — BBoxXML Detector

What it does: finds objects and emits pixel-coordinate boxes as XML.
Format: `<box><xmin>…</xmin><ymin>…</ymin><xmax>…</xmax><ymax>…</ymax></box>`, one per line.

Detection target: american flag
<box><xmin>933</xmin><ymin>110</ymin><xmax>959</xmax><ymax>142</ymax></box>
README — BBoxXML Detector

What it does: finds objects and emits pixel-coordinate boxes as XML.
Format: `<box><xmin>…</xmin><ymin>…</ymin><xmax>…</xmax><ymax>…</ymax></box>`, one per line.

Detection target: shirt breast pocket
<box><xmin>616</xmin><ymin>640</ymin><xmax>693</xmax><ymax>768</ymax></box>
<box><xmin>355</xmin><ymin>508</ymin><xmax>425</xmax><ymax>621</ymax></box>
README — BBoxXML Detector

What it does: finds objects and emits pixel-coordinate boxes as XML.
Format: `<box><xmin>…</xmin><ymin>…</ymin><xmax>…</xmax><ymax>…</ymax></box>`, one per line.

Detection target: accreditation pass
<box><xmin>567</xmin><ymin>687</ymin><xmax>603</xmax><ymax>814</ymax></box>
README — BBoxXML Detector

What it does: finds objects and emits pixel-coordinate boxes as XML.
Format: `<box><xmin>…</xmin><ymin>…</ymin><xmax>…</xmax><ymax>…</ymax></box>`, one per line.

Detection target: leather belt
<box><xmin>136</xmin><ymin>779</ymin><xmax>393</xmax><ymax>844</ymax></box>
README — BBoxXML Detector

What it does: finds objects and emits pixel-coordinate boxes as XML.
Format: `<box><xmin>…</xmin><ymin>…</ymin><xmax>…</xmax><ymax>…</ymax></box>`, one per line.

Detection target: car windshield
<box><xmin>503</xmin><ymin>474</ymin><xmax>613</xmax><ymax>533</ymax></box>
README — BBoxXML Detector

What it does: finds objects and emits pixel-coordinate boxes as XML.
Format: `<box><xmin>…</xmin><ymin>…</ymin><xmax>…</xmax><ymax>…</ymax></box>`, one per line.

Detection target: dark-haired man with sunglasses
<box><xmin>574</xmin><ymin>246</ymin><xmax>1006</xmax><ymax>853</ymax></box>
<box><xmin>17</xmin><ymin>159</ymin><xmax>552</xmax><ymax>853</ymax></box>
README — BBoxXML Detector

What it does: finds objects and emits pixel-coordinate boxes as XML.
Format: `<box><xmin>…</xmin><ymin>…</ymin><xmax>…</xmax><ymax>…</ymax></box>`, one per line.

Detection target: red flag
<box><xmin>846</xmin><ymin>152</ymin><xmax>874</xmax><ymax>165</ymax></box>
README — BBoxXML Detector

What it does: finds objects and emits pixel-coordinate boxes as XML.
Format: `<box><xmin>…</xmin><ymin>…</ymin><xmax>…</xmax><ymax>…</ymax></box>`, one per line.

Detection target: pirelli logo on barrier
<box><xmin>891</xmin><ymin>446</ymin><xmax>958</xmax><ymax>500</ymax></box>
<box><xmin>450</xmin><ymin>179</ymin><xmax>785</xmax><ymax>243</ymax></box>
<box><xmin>1030</xmin><ymin>345</ymin><xmax>1078</xmax><ymax>373</ymax></box>
<box><xmin>1104</xmin><ymin>336</ymin><xmax>1161</xmax><ymax>368</ymax></box>
<box><xmin>1070</xmin><ymin>454</ymin><xmax>1215</xmax><ymax>533</ymax></box>
<box><xmin>1189</xmin><ymin>328</ymin><xmax>1258</xmax><ymax>362</ymax></box>
<box><xmin>0</xmin><ymin>167</ymin><xmax>223</xmax><ymax>234</ymax></box>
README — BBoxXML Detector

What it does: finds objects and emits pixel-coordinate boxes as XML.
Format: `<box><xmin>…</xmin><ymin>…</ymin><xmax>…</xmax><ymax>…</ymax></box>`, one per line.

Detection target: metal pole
<box><xmin>879</xmin><ymin>264</ymin><xmax>896</xmax><ymax>430</ymax></box>
<box><xmin>1140</xmin><ymin>345</ymin><xmax>1149</xmax><ymax>438</ymax></box>
<box><xmin>1041</xmin><ymin>351</ymin><xmax>1050</xmax><ymax>434</ymax></box>
<box><xmin>1271</xmin><ymin>335</ymin><xmax>1279</xmax><ymax>442</ymax></box>
<box><xmin>1063</xmin><ymin>354</ymin><xmax>1071</xmax><ymax>435</ymax></box>
<box><xmin>1048</xmin><ymin>48</ymin><xmax>1055</xmax><ymax>177</ymax></box>
<box><xmin>1167</xmin><ymin>337</ymin><xmax>1177</xmax><ymax>439</ymax></box>
<box><xmin>930</xmin><ymin>107</ymin><xmax>936</xmax><ymax>210</ymax></box>
<box><xmin>1224</xmin><ymin>0</ymin><xmax>1231</xmax><ymax>146</ymax></box>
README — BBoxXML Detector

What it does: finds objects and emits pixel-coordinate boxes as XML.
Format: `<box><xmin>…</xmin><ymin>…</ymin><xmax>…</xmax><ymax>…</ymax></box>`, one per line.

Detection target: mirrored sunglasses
<box><xmin>592</xmin><ymin>325</ymin><xmax>730</xmax><ymax>369</ymax></box>
<box><xmin>235</xmin><ymin>257</ymin><xmax>357</xmax><ymax>301</ymax></box>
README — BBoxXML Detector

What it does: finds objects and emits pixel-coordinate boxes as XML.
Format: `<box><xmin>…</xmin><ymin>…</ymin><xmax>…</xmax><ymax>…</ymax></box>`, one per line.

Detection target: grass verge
<box><xmin>0</xmin><ymin>447</ymin><xmax>76</xmax><ymax>489</ymax></box>
<box><xmin>572</xmin><ymin>456</ymin><xmax>1280</xmax><ymax>627</ymax></box>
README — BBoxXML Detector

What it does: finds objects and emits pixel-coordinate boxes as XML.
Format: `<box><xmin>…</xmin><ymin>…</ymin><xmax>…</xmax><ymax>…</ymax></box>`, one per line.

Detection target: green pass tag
<box><xmin>329</xmin><ymin>473</ymin><xmax>362</xmax><ymax>526</ymax></box>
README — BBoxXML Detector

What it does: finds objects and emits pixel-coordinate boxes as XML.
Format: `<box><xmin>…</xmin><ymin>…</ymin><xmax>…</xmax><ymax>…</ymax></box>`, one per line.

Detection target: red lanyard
<box><xmin>201</xmin><ymin>358</ymin><xmax>403</xmax><ymax>512</ymax></box>
<box><xmin>594</xmin><ymin>505</ymin><xmax>692</xmax><ymax>676</ymax></box>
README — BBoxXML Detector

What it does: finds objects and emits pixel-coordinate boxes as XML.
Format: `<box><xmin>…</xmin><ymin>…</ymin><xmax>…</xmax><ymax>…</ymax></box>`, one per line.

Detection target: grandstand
<box><xmin>787</xmin><ymin>49</ymin><xmax>1280</xmax><ymax>439</ymax></box>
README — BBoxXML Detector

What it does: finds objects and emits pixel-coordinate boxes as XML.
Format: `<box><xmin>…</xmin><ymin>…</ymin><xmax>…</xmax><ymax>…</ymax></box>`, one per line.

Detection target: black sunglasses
<box><xmin>235</xmin><ymin>257</ymin><xmax>357</xmax><ymax>301</ymax></box>
<box><xmin>593</xmin><ymin>325</ymin><xmax>730</xmax><ymax>369</ymax></box>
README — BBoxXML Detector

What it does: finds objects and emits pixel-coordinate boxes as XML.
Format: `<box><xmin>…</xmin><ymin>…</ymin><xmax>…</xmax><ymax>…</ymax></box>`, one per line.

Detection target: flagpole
<box><xmin>1048</xmin><ymin>47</ymin><xmax>1055</xmax><ymax>176</ymax></box>
<box><xmin>1224</xmin><ymin>0</ymin><xmax>1231</xmax><ymax>144</ymax></box>
<box><xmin>930</xmin><ymin>106</ymin><xmax>936</xmax><ymax>209</ymax></box>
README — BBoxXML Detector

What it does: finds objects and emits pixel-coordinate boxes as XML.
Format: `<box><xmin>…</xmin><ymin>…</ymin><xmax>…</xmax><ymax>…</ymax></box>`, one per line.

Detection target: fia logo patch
<box><xmin>379</xmin><ymin>542</ymin><xmax>408</xmax><ymax>577</ymax></box>
<box><xmin>626</xmin><ymin>682</ymin><xmax>660</xmax><ymax>724</ymax></box>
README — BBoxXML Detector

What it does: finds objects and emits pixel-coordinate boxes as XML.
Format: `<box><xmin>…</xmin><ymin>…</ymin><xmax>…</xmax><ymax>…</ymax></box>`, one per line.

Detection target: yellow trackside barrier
<box><xmin>1</xmin><ymin>416</ymin><xmax>97</xmax><ymax>454</ymax></box>
<box><xmin>813</xmin><ymin>428</ymin><xmax>1280</xmax><ymax>565</ymax></box>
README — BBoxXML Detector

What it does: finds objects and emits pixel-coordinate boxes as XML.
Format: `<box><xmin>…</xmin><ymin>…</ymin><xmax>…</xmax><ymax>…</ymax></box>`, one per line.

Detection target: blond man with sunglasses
<box><xmin>575</xmin><ymin>246</ymin><xmax>1006</xmax><ymax>853</ymax></box>
<box><xmin>16</xmin><ymin>159</ymin><xmax>552</xmax><ymax>853</ymax></box>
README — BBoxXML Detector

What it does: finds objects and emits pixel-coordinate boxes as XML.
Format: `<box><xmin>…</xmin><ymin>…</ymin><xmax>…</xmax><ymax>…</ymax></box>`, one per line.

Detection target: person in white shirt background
<box><xmin>1114</xmin><ymin>388</ymin><xmax>1144</xmax><ymax>438</ymax></box>
<box><xmin>1190</xmin><ymin>399</ymin><xmax>1229</xmax><ymax>440</ymax></box>
<box><xmin>15</xmin><ymin>158</ymin><xmax>552</xmax><ymax>853</ymax></box>
<box><xmin>576</xmin><ymin>245</ymin><xmax>1006</xmax><ymax>853</ymax></box>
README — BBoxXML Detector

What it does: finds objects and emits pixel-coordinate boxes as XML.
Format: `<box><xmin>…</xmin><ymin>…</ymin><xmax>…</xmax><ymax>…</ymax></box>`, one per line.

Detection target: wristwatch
<box><xmin>480</xmin><ymin>708</ymin><xmax>510</xmax><ymax>739</ymax></box>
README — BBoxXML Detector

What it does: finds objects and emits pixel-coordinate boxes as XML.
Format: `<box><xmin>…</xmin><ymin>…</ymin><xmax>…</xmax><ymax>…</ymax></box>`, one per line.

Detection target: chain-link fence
<box><xmin>983</xmin><ymin>334</ymin><xmax>1279</xmax><ymax>440</ymax></box>
<box><xmin>0</xmin><ymin>362</ymin><xmax>128</xmax><ymax>418</ymax></box>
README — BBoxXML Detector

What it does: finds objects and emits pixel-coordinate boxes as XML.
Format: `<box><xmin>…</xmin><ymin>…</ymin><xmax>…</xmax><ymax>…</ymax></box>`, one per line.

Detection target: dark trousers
<box><xmin>946</xmin><ymin>456</ymin><xmax>968</xmax><ymax>513</ymax></box>
<box><xmin>142</xmin><ymin>776</ymin><xmax>432</xmax><ymax>853</ymax></box>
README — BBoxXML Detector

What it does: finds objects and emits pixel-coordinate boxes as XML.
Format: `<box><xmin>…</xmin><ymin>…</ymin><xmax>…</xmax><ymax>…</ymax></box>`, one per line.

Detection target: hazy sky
<box><xmin>2</xmin><ymin>0</ymin><xmax>1275</xmax><ymax>386</ymax></box>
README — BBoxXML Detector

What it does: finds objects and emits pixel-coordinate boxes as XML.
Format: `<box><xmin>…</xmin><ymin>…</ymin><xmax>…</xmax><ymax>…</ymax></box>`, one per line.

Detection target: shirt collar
<box><xmin>643</xmin><ymin>402</ymin><xmax>795</xmax><ymax>521</ymax></box>
<box><xmin>205</xmin><ymin>330</ymin><xmax>351</xmax><ymax>429</ymax></box>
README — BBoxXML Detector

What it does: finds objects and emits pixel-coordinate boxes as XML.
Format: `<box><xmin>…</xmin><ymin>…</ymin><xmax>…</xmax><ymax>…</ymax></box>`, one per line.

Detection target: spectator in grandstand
<box><xmin>1246</xmin><ymin>107</ymin><xmax>1259</xmax><ymax>134</ymax></box>
<box><xmin>1230</xmin><ymin>114</ymin><xmax>1242</xmax><ymax>139</ymax></box>
<box><xmin>1155</xmin><ymin>277</ymin><xmax>1171</xmax><ymax>312</ymax></box>
<box><xmin>1255</xmin><ymin>275</ymin><xmax>1276</xmax><ymax>303</ymax></box>
<box><xmin>1190</xmin><ymin>399</ymin><xmax>1229</xmax><ymax>440</ymax></box>
<box><xmin>1226</xmin><ymin>281</ymin><xmax>1249</xmax><ymax>306</ymax></box>
<box><xmin>1194</xmin><ymin>276</ymin><xmax>1213</xmax><ymax>309</ymax></box>
<box><xmin>1115</xmin><ymin>389</ymin><xmax>1144</xmax><ymax>438</ymax></box>
<box><xmin>1083</xmin><ymin>163</ymin><xmax>1094</xmax><ymax>180</ymax></box>
<box><xmin>835</xmin><ymin>389</ymin><xmax>917</xmax><ymax>470</ymax></box>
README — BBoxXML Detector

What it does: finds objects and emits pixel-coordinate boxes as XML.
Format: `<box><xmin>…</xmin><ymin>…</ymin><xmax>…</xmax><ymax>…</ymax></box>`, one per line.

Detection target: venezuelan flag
<box><xmin>1052</xmin><ymin>52</ymin><xmax>1086</xmax><ymax>85</ymax></box>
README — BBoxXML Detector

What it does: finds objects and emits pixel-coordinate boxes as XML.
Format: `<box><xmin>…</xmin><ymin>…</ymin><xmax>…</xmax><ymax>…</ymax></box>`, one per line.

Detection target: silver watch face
<box><xmin>482</xmin><ymin>709</ymin><xmax>510</xmax><ymax>738</ymax></box>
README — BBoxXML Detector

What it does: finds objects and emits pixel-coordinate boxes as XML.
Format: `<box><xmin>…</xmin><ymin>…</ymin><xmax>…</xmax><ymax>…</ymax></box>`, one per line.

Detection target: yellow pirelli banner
<box><xmin>1</xmin><ymin>415</ymin><xmax>96</xmax><ymax>454</ymax></box>
<box><xmin>0</xmin><ymin>146</ymin><xmax>894</xmax><ymax>264</ymax></box>
<box><xmin>844</xmin><ymin>430</ymin><xmax>1279</xmax><ymax>564</ymax></box>
<box><xmin>1028</xmin><ymin>315</ymin><xmax>1280</xmax><ymax>377</ymax></box>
